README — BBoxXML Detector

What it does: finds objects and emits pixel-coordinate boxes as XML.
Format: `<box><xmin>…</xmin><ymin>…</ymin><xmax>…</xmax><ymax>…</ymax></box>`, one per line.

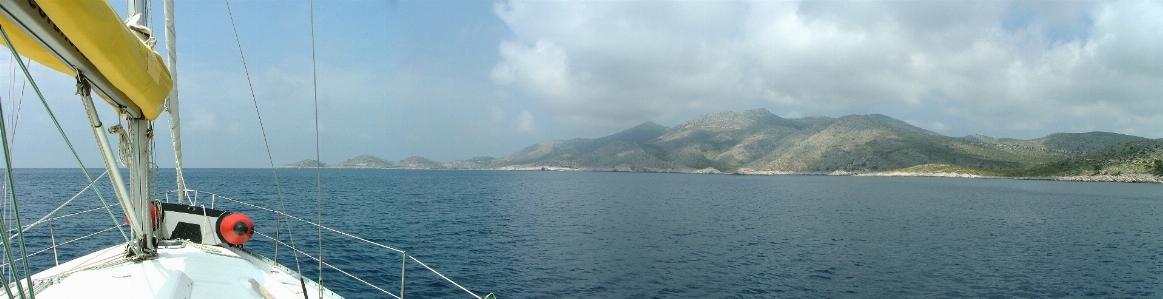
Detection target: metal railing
<box><xmin>0</xmin><ymin>222</ymin><xmax>124</xmax><ymax>269</ymax></box>
<box><xmin>166</xmin><ymin>189</ymin><xmax>491</xmax><ymax>299</ymax></box>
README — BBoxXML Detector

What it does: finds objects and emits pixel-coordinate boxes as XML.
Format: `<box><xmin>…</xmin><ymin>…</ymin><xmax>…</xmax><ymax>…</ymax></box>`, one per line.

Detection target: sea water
<box><xmin>7</xmin><ymin>169</ymin><xmax>1162</xmax><ymax>298</ymax></box>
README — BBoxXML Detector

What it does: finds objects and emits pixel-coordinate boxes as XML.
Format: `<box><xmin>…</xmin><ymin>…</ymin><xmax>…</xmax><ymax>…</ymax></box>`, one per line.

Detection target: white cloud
<box><xmin>491</xmin><ymin>0</ymin><xmax>1163</xmax><ymax>138</ymax></box>
<box><xmin>932</xmin><ymin>122</ymin><xmax>948</xmax><ymax>132</ymax></box>
<box><xmin>489</xmin><ymin>107</ymin><xmax>505</xmax><ymax>125</ymax></box>
<box><xmin>516</xmin><ymin>110</ymin><xmax>536</xmax><ymax>133</ymax></box>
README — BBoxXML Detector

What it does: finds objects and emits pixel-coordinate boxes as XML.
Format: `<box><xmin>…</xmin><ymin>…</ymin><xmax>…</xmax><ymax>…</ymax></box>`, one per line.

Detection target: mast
<box><xmin>1</xmin><ymin>0</ymin><xmax>174</xmax><ymax>259</ymax></box>
<box><xmin>163</xmin><ymin>0</ymin><xmax>186</xmax><ymax>204</ymax></box>
<box><xmin>125</xmin><ymin>0</ymin><xmax>157</xmax><ymax>257</ymax></box>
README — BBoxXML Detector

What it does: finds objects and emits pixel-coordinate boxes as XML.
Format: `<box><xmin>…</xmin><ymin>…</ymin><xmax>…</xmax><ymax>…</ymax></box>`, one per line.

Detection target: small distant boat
<box><xmin>0</xmin><ymin>0</ymin><xmax>491</xmax><ymax>298</ymax></box>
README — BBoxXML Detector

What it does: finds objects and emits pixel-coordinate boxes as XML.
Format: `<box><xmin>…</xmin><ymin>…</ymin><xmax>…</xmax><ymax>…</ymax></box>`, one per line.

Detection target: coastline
<box><xmin>283</xmin><ymin>166</ymin><xmax>1163</xmax><ymax>184</ymax></box>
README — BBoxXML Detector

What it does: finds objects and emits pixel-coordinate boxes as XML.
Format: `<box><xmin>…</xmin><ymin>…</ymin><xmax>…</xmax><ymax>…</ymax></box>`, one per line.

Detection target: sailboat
<box><xmin>0</xmin><ymin>0</ymin><xmax>491</xmax><ymax>298</ymax></box>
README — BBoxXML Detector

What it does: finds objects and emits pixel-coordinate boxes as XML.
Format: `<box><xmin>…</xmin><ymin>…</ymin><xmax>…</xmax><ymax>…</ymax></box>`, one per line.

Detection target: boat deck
<box><xmin>25</xmin><ymin>240</ymin><xmax>339</xmax><ymax>299</ymax></box>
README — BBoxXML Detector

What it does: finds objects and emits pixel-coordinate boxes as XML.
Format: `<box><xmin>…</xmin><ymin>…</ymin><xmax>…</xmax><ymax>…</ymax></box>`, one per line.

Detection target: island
<box><xmin>284</xmin><ymin>109</ymin><xmax>1163</xmax><ymax>183</ymax></box>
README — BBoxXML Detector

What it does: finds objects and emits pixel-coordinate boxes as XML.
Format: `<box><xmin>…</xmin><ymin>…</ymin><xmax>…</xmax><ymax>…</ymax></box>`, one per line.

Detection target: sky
<box><xmin>3</xmin><ymin>0</ymin><xmax>1162</xmax><ymax>168</ymax></box>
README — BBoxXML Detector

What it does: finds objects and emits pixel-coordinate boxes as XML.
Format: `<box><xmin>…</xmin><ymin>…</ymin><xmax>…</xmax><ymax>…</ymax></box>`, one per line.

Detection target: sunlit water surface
<box><xmin>8</xmin><ymin>169</ymin><xmax>1162</xmax><ymax>298</ymax></box>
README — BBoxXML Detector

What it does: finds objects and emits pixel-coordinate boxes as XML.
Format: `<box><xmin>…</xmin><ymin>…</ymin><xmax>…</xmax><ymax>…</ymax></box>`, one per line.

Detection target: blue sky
<box><xmin>4</xmin><ymin>0</ymin><xmax>1163</xmax><ymax>168</ymax></box>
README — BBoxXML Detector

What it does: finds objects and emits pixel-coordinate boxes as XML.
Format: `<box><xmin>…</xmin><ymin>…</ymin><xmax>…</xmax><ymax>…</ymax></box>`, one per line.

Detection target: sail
<box><xmin>0</xmin><ymin>0</ymin><xmax>173</xmax><ymax>120</ymax></box>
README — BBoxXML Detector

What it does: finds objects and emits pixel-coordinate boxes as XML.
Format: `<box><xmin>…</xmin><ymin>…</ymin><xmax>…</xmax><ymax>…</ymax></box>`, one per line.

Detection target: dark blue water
<box><xmin>5</xmin><ymin>169</ymin><xmax>1163</xmax><ymax>298</ymax></box>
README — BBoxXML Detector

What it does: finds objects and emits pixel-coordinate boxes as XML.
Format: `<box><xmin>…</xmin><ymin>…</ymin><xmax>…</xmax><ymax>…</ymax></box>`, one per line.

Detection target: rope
<box><xmin>5</xmin><ymin>171</ymin><xmax>109</xmax><ymax>238</ymax></box>
<box><xmin>0</xmin><ymin>17</ymin><xmax>128</xmax><ymax>299</ymax></box>
<box><xmin>254</xmin><ymin>231</ymin><xmax>402</xmax><ymax>299</ymax></box>
<box><xmin>0</xmin><ymin>107</ymin><xmax>17</xmax><ymax>299</ymax></box>
<box><xmin>212</xmin><ymin>194</ymin><xmax>404</xmax><ymax>253</ymax></box>
<box><xmin>21</xmin><ymin>225</ymin><xmax>123</xmax><ymax>260</ymax></box>
<box><xmin>0</xmin><ymin>22</ymin><xmax>41</xmax><ymax>299</ymax></box>
<box><xmin>1</xmin><ymin>54</ymin><xmax>9</xmax><ymax>290</ymax></box>
<box><xmin>3</xmin><ymin>58</ymin><xmax>25</xmax><ymax>149</ymax></box>
<box><xmin>106</xmin><ymin>125</ymin><xmax>130</xmax><ymax>168</ymax></box>
<box><xmin>308</xmin><ymin>0</ymin><xmax>326</xmax><ymax>296</ymax></box>
<box><xmin>5</xmin><ymin>57</ymin><xmax>131</xmax><ymax>243</ymax></box>
<box><xmin>408</xmin><ymin>256</ymin><xmax>483</xmax><ymax>299</ymax></box>
<box><xmin>0</xmin><ymin>71</ymin><xmax>29</xmax><ymax>299</ymax></box>
<box><xmin>0</xmin><ymin>224</ymin><xmax>128</xmax><ymax>274</ymax></box>
<box><xmin>48</xmin><ymin>219</ymin><xmax>56</xmax><ymax>266</ymax></box>
<box><xmin>0</xmin><ymin>205</ymin><xmax>125</xmax><ymax>272</ymax></box>
<box><xmin>0</xmin><ymin>57</ymin><xmax>26</xmax><ymax>292</ymax></box>
<box><xmin>9</xmin><ymin>203</ymin><xmax>121</xmax><ymax>237</ymax></box>
<box><xmin>223</xmin><ymin>0</ymin><xmax>306</xmax><ymax>294</ymax></box>
<box><xmin>1</xmin><ymin>59</ymin><xmax>25</xmax><ymax>216</ymax></box>
<box><xmin>185</xmin><ymin>190</ymin><xmax>485</xmax><ymax>298</ymax></box>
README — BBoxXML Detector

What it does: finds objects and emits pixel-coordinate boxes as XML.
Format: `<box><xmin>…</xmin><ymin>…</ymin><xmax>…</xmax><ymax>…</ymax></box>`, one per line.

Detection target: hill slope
<box><xmin>283</xmin><ymin>159</ymin><xmax>326</xmax><ymax>168</ymax></box>
<box><xmin>333</xmin><ymin>155</ymin><xmax>397</xmax><ymax>168</ymax></box>
<box><xmin>496</xmin><ymin>109</ymin><xmax>1152</xmax><ymax>175</ymax></box>
<box><xmin>291</xmin><ymin>109</ymin><xmax>1158</xmax><ymax>180</ymax></box>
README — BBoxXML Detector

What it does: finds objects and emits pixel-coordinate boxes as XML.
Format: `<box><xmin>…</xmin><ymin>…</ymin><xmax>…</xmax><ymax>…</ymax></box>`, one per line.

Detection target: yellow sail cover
<box><xmin>0</xmin><ymin>0</ymin><xmax>173</xmax><ymax>120</ymax></box>
<box><xmin>0</xmin><ymin>16</ymin><xmax>73</xmax><ymax>75</ymax></box>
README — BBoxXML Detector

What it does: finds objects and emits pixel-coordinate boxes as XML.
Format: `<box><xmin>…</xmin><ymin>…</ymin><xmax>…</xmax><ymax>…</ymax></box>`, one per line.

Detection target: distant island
<box><xmin>285</xmin><ymin>109</ymin><xmax>1163</xmax><ymax>183</ymax></box>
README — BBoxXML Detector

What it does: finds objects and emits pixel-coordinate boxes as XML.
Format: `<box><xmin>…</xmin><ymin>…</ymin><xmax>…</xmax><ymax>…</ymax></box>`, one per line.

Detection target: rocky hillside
<box><xmin>283</xmin><ymin>159</ymin><xmax>326</xmax><ymax>168</ymax></box>
<box><xmin>999</xmin><ymin>139</ymin><xmax>1163</xmax><ymax>177</ymax></box>
<box><xmin>495</xmin><ymin>109</ymin><xmax>1152</xmax><ymax>175</ymax></box>
<box><xmin>286</xmin><ymin>109</ymin><xmax>1158</xmax><ymax>178</ymax></box>
<box><xmin>333</xmin><ymin>155</ymin><xmax>396</xmax><ymax>168</ymax></box>
<box><xmin>497</xmin><ymin>121</ymin><xmax>668</xmax><ymax>166</ymax></box>
<box><xmin>282</xmin><ymin>155</ymin><xmax>496</xmax><ymax>170</ymax></box>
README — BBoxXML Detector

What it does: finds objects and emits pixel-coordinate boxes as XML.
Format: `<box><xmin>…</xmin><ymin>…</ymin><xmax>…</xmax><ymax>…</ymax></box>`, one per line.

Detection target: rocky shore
<box><xmin>858</xmin><ymin>171</ymin><xmax>990</xmax><ymax>178</ymax></box>
<box><xmin>1032</xmin><ymin>174</ymin><xmax>1163</xmax><ymax>183</ymax></box>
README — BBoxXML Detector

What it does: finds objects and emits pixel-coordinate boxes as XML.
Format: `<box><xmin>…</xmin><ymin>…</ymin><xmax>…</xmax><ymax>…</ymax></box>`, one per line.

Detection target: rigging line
<box><xmin>0</xmin><ymin>56</ymin><xmax>13</xmax><ymax>299</ymax></box>
<box><xmin>0</xmin><ymin>24</ymin><xmax>37</xmax><ymax>299</ymax></box>
<box><xmin>0</xmin><ymin>63</ymin><xmax>25</xmax><ymax>269</ymax></box>
<box><xmin>0</xmin><ymin>102</ymin><xmax>13</xmax><ymax>299</ymax></box>
<box><xmin>6</xmin><ymin>55</ymin><xmax>13</xmax><ymax>112</ymax></box>
<box><xmin>0</xmin><ymin>29</ymin><xmax>128</xmax><ymax>244</ymax></box>
<box><xmin>1</xmin><ymin>59</ymin><xmax>27</xmax><ymax>256</ymax></box>
<box><xmin>4</xmin><ymin>61</ymin><xmax>25</xmax><ymax>157</ymax></box>
<box><xmin>254</xmin><ymin>231</ymin><xmax>402</xmax><ymax>299</ymax></box>
<box><xmin>309</xmin><ymin>0</ymin><xmax>324</xmax><ymax>296</ymax></box>
<box><xmin>0</xmin><ymin>92</ymin><xmax>6</xmax><ymax>296</ymax></box>
<box><xmin>409</xmin><ymin>255</ymin><xmax>484</xmax><ymax>299</ymax></box>
<box><xmin>148</xmin><ymin>0</ymin><xmax>155</xmax><ymax>41</ymax></box>
<box><xmin>5</xmin><ymin>59</ymin><xmax>10</xmax><ymax>133</ymax></box>
<box><xmin>0</xmin><ymin>58</ymin><xmax>23</xmax><ymax>286</ymax></box>
<box><xmin>7</xmin><ymin>224</ymin><xmax>124</xmax><ymax>262</ymax></box>
<box><xmin>14</xmin><ymin>202</ymin><xmax>121</xmax><ymax>234</ymax></box>
<box><xmin>4</xmin><ymin>59</ymin><xmax>26</xmax><ymax>149</ymax></box>
<box><xmin>0</xmin><ymin>68</ymin><xmax>129</xmax><ymax>242</ymax></box>
<box><xmin>214</xmin><ymin>194</ymin><xmax>403</xmax><ymax>253</ymax></box>
<box><xmin>7</xmin><ymin>171</ymin><xmax>109</xmax><ymax>238</ymax></box>
<box><xmin>223</xmin><ymin>0</ymin><xmax>307</xmax><ymax>286</ymax></box>
<box><xmin>9</xmin><ymin>203</ymin><xmax>121</xmax><ymax>237</ymax></box>
<box><xmin>0</xmin><ymin>81</ymin><xmax>27</xmax><ymax>299</ymax></box>
<box><xmin>0</xmin><ymin>41</ymin><xmax>128</xmax><ymax>299</ymax></box>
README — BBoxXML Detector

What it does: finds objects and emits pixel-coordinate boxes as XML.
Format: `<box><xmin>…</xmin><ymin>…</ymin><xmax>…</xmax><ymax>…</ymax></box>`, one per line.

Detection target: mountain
<box><xmin>444</xmin><ymin>156</ymin><xmax>497</xmax><ymax>169</ymax></box>
<box><xmin>958</xmin><ymin>132</ymin><xmax>1145</xmax><ymax>156</ymax></box>
<box><xmin>333</xmin><ymin>155</ymin><xmax>397</xmax><ymax>168</ymax></box>
<box><xmin>497</xmin><ymin>121</ymin><xmax>668</xmax><ymax>166</ymax></box>
<box><xmin>291</xmin><ymin>109</ymin><xmax>1160</xmax><ymax>180</ymax></box>
<box><xmin>1001</xmin><ymin>139</ymin><xmax>1163</xmax><ymax>177</ymax></box>
<box><xmin>282</xmin><ymin>155</ymin><xmax>500</xmax><ymax>170</ymax></box>
<box><xmin>495</xmin><ymin>109</ymin><xmax>1155</xmax><ymax>176</ymax></box>
<box><xmin>283</xmin><ymin>159</ymin><xmax>326</xmax><ymax>168</ymax></box>
<box><xmin>397</xmin><ymin>156</ymin><xmax>445</xmax><ymax>169</ymax></box>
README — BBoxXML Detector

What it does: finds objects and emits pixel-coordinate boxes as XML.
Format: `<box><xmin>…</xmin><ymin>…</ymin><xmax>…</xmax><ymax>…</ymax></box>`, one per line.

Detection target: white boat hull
<box><xmin>26</xmin><ymin>240</ymin><xmax>340</xmax><ymax>299</ymax></box>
